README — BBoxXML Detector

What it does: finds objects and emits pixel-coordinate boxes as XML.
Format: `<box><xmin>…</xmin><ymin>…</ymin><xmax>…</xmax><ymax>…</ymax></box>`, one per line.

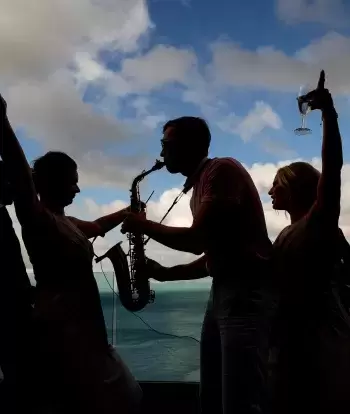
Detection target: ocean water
<box><xmin>98</xmin><ymin>274</ymin><xmax>211</xmax><ymax>382</ymax></box>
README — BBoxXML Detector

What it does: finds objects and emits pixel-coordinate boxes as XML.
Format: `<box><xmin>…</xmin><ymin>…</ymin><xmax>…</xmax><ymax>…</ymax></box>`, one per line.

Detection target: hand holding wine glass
<box><xmin>294</xmin><ymin>70</ymin><xmax>333</xmax><ymax>135</ymax></box>
<box><xmin>302</xmin><ymin>70</ymin><xmax>335</xmax><ymax>112</ymax></box>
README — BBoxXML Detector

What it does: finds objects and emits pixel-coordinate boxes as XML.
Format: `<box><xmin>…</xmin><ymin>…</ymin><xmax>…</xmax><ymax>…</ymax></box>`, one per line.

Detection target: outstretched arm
<box><xmin>121</xmin><ymin>160</ymin><xmax>241</xmax><ymax>254</ymax></box>
<box><xmin>0</xmin><ymin>96</ymin><xmax>39</xmax><ymax>224</ymax></box>
<box><xmin>148</xmin><ymin>255</ymin><xmax>209</xmax><ymax>282</ymax></box>
<box><xmin>68</xmin><ymin>208</ymin><xmax>128</xmax><ymax>239</ymax></box>
<box><xmin>307</xmin><ymin>76</ymin><xmax>342</xmax><ymax>227</ymax></box>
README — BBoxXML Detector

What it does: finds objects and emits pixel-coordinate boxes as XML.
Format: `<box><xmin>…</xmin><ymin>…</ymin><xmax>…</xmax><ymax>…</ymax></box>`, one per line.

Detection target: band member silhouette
<box><xmin>122</xmin><ymin>116</ymin><xmax>273</xmax><ymax>414</ymax></box>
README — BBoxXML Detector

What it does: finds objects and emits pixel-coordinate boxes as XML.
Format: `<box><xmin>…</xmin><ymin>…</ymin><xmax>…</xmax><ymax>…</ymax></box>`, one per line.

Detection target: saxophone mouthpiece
<box><xmin>154</xmin><ymin>159</ymin><xmax>165</xmax><ymax>170</ymax></box>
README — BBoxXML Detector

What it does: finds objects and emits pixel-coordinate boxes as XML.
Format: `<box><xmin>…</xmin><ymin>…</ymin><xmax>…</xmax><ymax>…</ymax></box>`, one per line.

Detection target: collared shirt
<box><xmin>183</xmin><ymin>157</ymin><xmax>209</xmax><ymax>194</ymax></box>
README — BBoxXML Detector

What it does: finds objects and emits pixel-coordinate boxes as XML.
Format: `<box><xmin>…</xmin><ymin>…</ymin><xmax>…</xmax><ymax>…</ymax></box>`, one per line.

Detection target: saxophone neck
<box><xmin>130</xmin><ymin>160</ymin><xmax>165</xmax><ymax>208</ymax></box>
<box><xmin>131</xmin><ymin>160</ymin><xmax>165</xmax><ymax>188</ymax></box>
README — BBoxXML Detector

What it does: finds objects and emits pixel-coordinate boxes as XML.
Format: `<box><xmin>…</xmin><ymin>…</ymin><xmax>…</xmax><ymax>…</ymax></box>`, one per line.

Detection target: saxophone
<box><xmin>95</xmin><ymin>160</ymin><xmax>165</xmax><ymax>312</ymax></box>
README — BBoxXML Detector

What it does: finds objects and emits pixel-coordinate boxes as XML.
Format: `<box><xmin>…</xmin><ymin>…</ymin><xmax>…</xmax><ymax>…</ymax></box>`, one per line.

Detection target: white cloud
<box><xmin>5</xmin><ymin>73</ymin><xmax>147</xmax><ymax>189</ymax></box>
<box><xmin>73</xmin><ymin>44</ymin><xmax>198</xmax><ymax>100</ymax></box>
<box><xmin>3</xmin><ymin>1</ymin><xmax>350</xmax><ymax>194</ymax></box>
<box><xmin>276</xmin><ymin>0</ymin><xmax>350</xmax><ymax>27</ymax></box>
<box><xmin>0</xmin><ymin>0</ymin><xmax>155</xmax><ymax>188</ymax></box>
<box><xmin>209</xmin><ymin>32</ymin><xmax>350</xmax><ymax>95</ymax></box>
<box><xmin>0</xmin><ymin>0</ymin><xmax>152</xmax><ymax>86</ymax></box>
<box><xmin>260</xmin><ymin>137</ymin><xmax>298</xmax><ymax>159</ymax></box>
<box><xmin>120</xmin><ymin>45</ymin><xmax>197</xmax><ymax>91</ymax></box>
<box><xmin>130</xmin><ymin>97</ymin><xmax>167</xmax><ymax>130</ymax></box>
<box><xmin>217</xmin><ymin>101</ymin><xmax>283</xmax><ymax>142</ymax></box>
<box><xmin>6</xmin><ymin>73</ymin><xmax>130</xmax><ymax>154</ymax></box>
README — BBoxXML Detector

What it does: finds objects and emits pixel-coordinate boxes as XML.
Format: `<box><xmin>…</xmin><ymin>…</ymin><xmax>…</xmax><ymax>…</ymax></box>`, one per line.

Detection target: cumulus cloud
<box><xmin>0</xmin><ymin>0</ymin><xmax>155</xmax><ymax>188</ymax></box>
<box><xmin>276</xmin><ymin>0</ymin><xmax>350</xmax><ymax>27</ymax></box>
<box><xmin>217</xmin><ymin>101</ymin><xmax>283</xmax><ymax>142</ymax></box>
<box><xmin>0</xmin><ymin>0</ymin><xmax>152</xmax><ymax>86</ymax></box>
<box><xmin>2</xmin><ymin>0</ymin><xmax>350</xmax><ymax>192</ymax></box>
<box><xmin>7</xmin><ymin>74</ymin><xmax>130</xmax><ymax>154</ymax></box>
<box><xmin>209</xmin><ymin>32</ymin><xmax>350</xmax><ymax>95</ymax></box>
<box><xmin>120</xmin><ymin>45</ymin><xmax>197</xmax><ymax>91</ymax></box>
<box><xmin>130</xmin><ymin>97</ymin><xmax>167</xmax><ymax>130</ymax></box>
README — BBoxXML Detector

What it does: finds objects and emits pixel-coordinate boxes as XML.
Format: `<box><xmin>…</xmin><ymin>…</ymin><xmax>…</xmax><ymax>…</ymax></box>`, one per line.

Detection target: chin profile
<box><xmin>271</xmin><ymin>200</ymin><xmax>284</xmax><ymax>211</ymax></box>
<box><xmin>165</xmin><ymin>164</ymin><xmax>180</xmax><ymax>174</ymax></box>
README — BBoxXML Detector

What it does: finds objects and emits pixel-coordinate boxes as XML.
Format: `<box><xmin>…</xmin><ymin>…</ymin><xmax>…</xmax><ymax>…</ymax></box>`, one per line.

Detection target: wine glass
<box><xmin>294</xmin><ymin>84</ymin><xmax>312</xmax><ymax>136</ymax></box>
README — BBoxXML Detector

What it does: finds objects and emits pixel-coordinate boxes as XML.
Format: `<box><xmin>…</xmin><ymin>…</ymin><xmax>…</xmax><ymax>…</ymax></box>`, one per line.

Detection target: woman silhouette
<box><xmin>268</xmin><ymin>76</ymin><xmax>349</xmax><ymax>413</ymax></box>
<box><xmin>0</xmin><ymin>95</ymin><xmax>141</xmax><ymax>413</ymax></box>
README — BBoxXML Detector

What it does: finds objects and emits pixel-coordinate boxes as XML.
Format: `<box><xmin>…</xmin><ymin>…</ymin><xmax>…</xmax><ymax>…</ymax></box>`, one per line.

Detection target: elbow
<box><xmin>189</xmin><ymin>243</ymin><xmax>204</xmax><ymax>256</ymax></box>
<box><xmin>92</xmin><ymin>221</ymin><xmax>105</xmax><ymax>238</ymax></box>
<box><xmin>187</xmin><ymin>229</ymin><xmax>206</xmax><ymax>255</ymax></box>
<box><xmin>189</xmin><ymin>237</ymin><xmax>205</xmax><ymax>255</ymax></box>
<box><xmin>190</xmin><ymin>247</ymin><xmax>205</xmax><ymax>255</ymax></box>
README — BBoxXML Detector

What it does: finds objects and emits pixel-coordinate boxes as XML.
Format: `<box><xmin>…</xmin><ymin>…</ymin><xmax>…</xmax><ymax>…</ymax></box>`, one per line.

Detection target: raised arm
<box><xmin>307</xmin><ymin>76</ymin><xmax>342</xmax><ymax>227</ymax></box>
<box><xmin>68</xmin><ymin>208</ymin><xmax>129</xmax><ymax>239</ymax></box>
<box><xmin>0</xmin><ymin>95</ymin><xmax>39</xmax><ymax>224</ymax></box>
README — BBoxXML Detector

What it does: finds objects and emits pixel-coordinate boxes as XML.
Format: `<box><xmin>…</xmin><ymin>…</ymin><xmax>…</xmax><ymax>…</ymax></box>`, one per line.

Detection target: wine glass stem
<box><xmin>301</xmin><ymin>115</ymin><xmax>306</xmax><ymax>129</ymax></box>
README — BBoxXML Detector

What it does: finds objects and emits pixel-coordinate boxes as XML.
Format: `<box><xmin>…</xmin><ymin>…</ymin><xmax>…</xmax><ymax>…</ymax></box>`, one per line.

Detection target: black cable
<box><xmin>91</xmin><ymin>187</ymin><xmax>200</xmax><ymax>345</ymax></box>
<box><xmin>98</xmin><ymin>262</ymin><xmax>200</xmax><ymax>344</ymax></box>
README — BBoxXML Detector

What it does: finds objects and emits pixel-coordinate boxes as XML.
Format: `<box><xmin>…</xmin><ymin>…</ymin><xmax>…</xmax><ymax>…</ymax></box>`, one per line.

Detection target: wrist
<box><xmin>141</xmin><ymin>218</ymin><xmax>153</xmax><ymax>233</ymax></box>
<box><xmin>322</xmin><ymin>106</ymin><xmax>338</xmax><ymax>120</ymax></box>
<box><xmin>166</xmin><ymin>265</ymin><xmax>182</xmax><ymax>281</ymax></box>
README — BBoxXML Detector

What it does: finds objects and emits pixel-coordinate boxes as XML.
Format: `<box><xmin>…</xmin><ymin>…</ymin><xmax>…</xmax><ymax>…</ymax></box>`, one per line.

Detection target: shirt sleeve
<box><xmin>200</xmin><ymin>158</ymin><xmax>243</xmax><ymax>205</ymax></box>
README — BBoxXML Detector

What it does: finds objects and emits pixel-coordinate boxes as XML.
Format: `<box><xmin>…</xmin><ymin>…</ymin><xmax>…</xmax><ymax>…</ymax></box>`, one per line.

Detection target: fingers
<box><xmin>317</xmin><ymin>70</ymin><xmax>325</xmax><ymax>90</ymax></box>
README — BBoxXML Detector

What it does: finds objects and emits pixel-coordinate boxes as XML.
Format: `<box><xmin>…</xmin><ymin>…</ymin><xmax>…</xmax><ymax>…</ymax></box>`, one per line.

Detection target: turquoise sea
<box><xmin>97</xmin><ymin>272</ymin><xmax>212</xmax><ymax>382</ymax></box>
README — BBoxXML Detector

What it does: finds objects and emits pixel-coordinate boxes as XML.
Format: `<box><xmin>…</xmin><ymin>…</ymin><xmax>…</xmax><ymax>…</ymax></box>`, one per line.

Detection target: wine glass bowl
<box><xmin>294</xmin><ymin>84</ymin><xmax>312</xmax><ymax>135</ymax></box>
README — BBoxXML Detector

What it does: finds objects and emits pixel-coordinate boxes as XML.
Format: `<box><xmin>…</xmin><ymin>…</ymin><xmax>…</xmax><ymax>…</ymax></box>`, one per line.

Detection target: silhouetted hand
<box><xmin>121</xmin><ymin>211</ymin><xmax>147</xmax><ymax>234</ymax></box>
<box><xmin>145</xmin><ymin>258</ymin><xmax>170</xmax><ymax>282</ymax></box>
<box><xmin>124</xmin><ymin>202</ymin><xmax>146</xmax><ymax>214</ymax></box>
<box><xmin>304</xmin><ymin>70</ymin><xmax>334</xmax><ymax>111</ymax></box>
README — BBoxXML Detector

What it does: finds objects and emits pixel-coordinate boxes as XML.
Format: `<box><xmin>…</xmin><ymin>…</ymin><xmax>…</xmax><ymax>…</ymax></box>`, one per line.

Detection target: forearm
<box><xmin>95</xmin><ymin>208</ymin><xmax>128</xmax><ymax>235</ymax></box>
<box><xmin>1</xmin><ymin>117</ymin><xmax>34</xmax><ymax>196</ymax></box>
<box><xmin>315</xmin><ymin>106</ymin><xmax>342</xmax><ymax>219</ymax></box>
<box><xmin>322</xmin><ymin>107</ymin><xmax>343</xmax><ymax>172</ymax></box>
<box><xmin>141</xmin><ymin>220</ymin><xmax>204</xmax><ymax>255</ymax></box>
<box><xmin>166</xmin><ymin>256</ymin><xmax>209</xmax><ymax>281</ymax></box>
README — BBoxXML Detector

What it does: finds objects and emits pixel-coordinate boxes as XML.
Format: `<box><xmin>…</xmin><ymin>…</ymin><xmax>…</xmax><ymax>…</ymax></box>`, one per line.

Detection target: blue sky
<box><xmin>3</xmin><ymin>0</ymin><xmax>350</xmax><ymax>267</ymax></box>
<box><xmin>116</xmin><ymin>0</ymin><xmax>345</xmax><ymax>202</ymax></box>
<box><xmin>11</xmin><ymin>0</ymin><xmax>350</xmax><ymax>205</ymax></box>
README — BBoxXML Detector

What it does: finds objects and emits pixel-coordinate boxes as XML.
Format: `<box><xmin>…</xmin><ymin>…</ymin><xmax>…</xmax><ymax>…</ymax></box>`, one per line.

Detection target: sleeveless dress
<box><xmin>21</xmin><ymin>205</ymin><xmax>141</xmax><ymax>413</ymax></box>
<box><xmin>272</xmin><ymin>215</ymin><xmax>350</xmax><ymax>414</ymax></box>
